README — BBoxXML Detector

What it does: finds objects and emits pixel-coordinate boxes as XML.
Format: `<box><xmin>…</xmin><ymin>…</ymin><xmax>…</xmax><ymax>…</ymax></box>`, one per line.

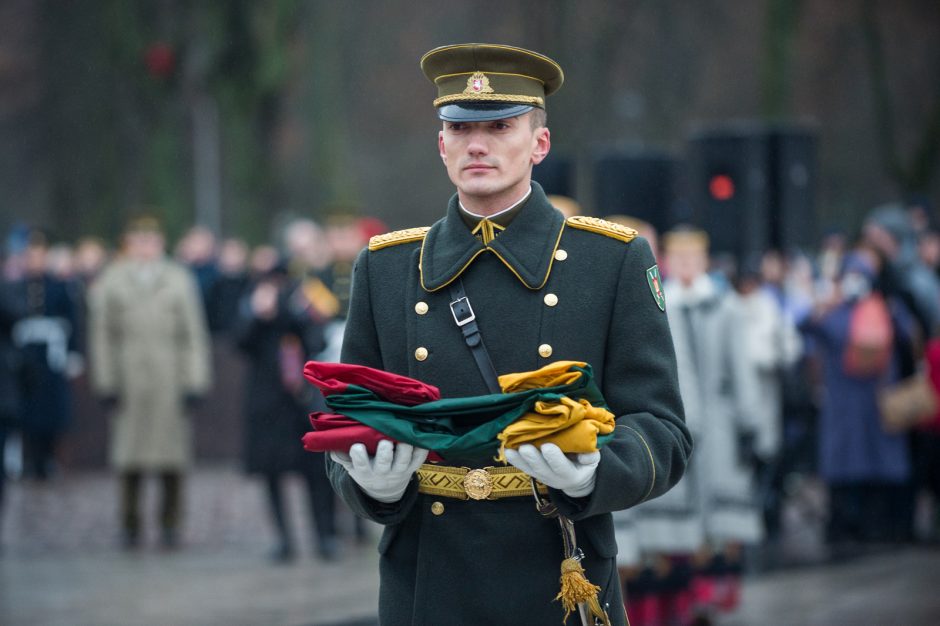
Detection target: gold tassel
<box><xmin>555</xmin><ymin>557</ymin><xmax>612</xmax><ymax>625</ymax></box>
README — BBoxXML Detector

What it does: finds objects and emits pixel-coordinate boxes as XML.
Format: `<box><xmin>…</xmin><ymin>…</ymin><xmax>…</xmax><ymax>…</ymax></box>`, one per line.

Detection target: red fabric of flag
<box><xmin>303</xmin><ymin>412</ymin><xmax>443</xmax><ymax>462</ymax></box>
<box><xmin>303</xmin><ymin>361</ymin><xmax>441</xmax><ymax>405</ymax></box>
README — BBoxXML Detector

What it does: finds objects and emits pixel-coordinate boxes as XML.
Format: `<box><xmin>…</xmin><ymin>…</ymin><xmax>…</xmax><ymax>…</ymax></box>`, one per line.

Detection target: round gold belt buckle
<box><xmin>463</xmin><ymin>469</ymin><xmax>493</xmax><ymax>500</ymax></box>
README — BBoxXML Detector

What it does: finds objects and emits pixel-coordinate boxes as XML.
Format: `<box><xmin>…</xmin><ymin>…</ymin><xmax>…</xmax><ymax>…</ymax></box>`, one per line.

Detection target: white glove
<box><xmin>504</xmin><ymin>443</ymin><xmax>601</xmax><ymax>498</ymax></box>
<box><xmin>330</xmin><ymin>440</ymin><xmax>429</xmax><ymax>503</ymax></box>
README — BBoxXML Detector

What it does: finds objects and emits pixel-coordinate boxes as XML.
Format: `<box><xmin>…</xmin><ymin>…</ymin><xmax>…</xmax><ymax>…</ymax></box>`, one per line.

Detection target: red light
<box><xmin>144</xmin><ymin>42</ymin><xmax>176</xmax><ymax>79</ymax></box>
<box><xmin>709</xmin><ymin>174</ymin><xmax>735</xmax><ymax>201</ymax></box>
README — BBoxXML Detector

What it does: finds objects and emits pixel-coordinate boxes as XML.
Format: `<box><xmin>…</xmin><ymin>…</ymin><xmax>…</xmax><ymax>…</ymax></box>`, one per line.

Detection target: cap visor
<box><xmin>437</xmin><ymin>103</ymin><xmax>535</xmax><ymax>122</ymax></box>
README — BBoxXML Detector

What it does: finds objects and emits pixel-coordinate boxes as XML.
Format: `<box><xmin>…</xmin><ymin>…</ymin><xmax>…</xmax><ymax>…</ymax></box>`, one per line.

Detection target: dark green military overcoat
<box><xmin>327</xmin><ymin>182</ymin><xmax>691</xmax><ymax>626</ymax></box>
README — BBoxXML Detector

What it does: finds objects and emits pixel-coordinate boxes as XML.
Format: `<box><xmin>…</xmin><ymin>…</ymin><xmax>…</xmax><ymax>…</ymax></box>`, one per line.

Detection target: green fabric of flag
<box><xmin>321</xmin><ymin>363</ymin><xmax>614</xmax><ymax>462</ymax></box>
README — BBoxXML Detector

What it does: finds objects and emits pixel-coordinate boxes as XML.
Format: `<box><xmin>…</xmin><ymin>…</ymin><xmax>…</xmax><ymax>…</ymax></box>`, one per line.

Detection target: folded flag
<box><xmin>302</xmin><ymin>412</ymin><xmax>445</xmax><ymax>462</ymax></box>
<box><xmin>303</xmin><ymin>360</ymin><xmax>441</xmax><ymax>405</ymax></box>
<box><xmin>301</xmin><ymin>360</ymin><xmax>615</xmax><ymax>463</ymax></box>
<box><xmin>496</xmin><ymin>397</ymin><xmax>616</xmax><ymax>462</ymax></box>
<box><xmin>498</xmin><ymin>360</ymin><xmax>587</xmax><ymax>392</ymax></box>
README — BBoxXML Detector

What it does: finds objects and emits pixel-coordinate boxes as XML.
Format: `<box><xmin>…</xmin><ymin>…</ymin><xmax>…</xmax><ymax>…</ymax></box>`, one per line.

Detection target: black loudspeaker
<box><xmin>771</xmin><ymin>129</ymin><xmax>817</xmax><ymax>253</ymax></box>
<box><xmin>533</xmin><ymin>155</ymin><xmax>574</xmax><ymax>198</ymax></box>
<box><xmin>593</xmin><ymin>150</ymin><xmax>679</xmax><ymax>234</ymax></box>
<box><xmin>687</xmin><ymin>123</ymin><xmax>817</xmax><ymax>263</ymax></box>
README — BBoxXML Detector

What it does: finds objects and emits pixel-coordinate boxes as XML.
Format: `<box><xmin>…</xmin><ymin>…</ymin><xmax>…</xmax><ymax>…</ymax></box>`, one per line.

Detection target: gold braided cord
<box><xmin>368</xmin><ymin>226</ymin><xmax>431</xmax><ymax>251</ymax></box>
<box><xmin>566</xmin><ymin>216</ymin><xmax>638</xmax><ymax>244</ymax></box>
<box><xmin>433</xmin><ymin>92</ymin><xmax>544</xmax><ymax>107</ymax></box>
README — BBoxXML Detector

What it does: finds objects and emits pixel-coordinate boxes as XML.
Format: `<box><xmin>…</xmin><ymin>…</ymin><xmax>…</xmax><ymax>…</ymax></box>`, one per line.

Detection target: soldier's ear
<box><xmin>438</xmin><ymin>130</ymin><xmax>447</xmax><ymax>163</ymax></box>
<box><xmin>531</xmin><ymin>127</ymin><xmax>550</xmax><ymax>166</ymax></box>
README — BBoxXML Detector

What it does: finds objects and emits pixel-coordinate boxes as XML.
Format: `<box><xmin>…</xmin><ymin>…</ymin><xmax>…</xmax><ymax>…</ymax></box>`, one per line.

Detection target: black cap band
<box><xmin>437</xmin><ymin>102</ymin><xmax>535</xmax><ymax>122</ymax></box>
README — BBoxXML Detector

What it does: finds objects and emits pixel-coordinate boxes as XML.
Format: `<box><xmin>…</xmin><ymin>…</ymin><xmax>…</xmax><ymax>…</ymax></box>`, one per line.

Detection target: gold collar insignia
<box><xmin>470</xmin><ymin>218</ymin><xmax>506</xmax><ymax>245</ymax></box>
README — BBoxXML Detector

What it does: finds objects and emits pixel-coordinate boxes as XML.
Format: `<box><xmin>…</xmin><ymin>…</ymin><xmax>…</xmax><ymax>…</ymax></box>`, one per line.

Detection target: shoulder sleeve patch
<box><xmin>368</xmin><ymin>226</ymin><xmax>431</xmax><ymax>251</ymax></box>
<box><xmin>566</xmin><ymin>216</ymin><xmax>638</xmax><ymax>244</ymax></box>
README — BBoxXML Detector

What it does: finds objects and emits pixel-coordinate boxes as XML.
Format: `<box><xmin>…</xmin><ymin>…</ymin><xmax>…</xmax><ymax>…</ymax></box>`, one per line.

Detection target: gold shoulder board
<box><xmin>566</xmin><ymin>216</ymin><xmax>638</xmax><ymax>244</ymax></box>
<box><xmin>368</xmin><ymin>226</ymin><xmax>431</xmax><ymax>251</ymax></box>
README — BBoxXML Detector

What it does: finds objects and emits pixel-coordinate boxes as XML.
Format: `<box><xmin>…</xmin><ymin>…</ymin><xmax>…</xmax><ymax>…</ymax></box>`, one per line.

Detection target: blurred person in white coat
<box><xmin>630</xmin><ymin>227</ymin><xmax>764</xmax><ymax>625</ymax></box>
<box><xmin>733</xmin><ymin>259</ymin><xmax>803</xmax><ymax>541</ymax></box>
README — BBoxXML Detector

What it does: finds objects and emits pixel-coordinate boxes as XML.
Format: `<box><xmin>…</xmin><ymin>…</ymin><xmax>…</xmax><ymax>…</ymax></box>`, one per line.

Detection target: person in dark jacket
<box><xmin>0</xmin><ymin>273</ymin><xmax>26</xmax><ymax>531</ymax></box>
<box><xmin>235</xmin><ymin>262</ymin><xmax>340</xmax><ymax>561</ymax></box>
<box><xmin>804</xmin><ymin>248</ymin><xmax>915</xmax><ymax>547</ymax></box>
<box><xmin>10</xmin><ymin>231</ymin><xmax>79</xmax><ymax>480</ymax></box>
<box><xmin>207</xmin><ymin>238</ymin><xmax>250</xmax><ymax>336</ymax></box>
<box><xmin>326</xmin><ymin>44</ymin><xmax>691</xmax><ymax>625</ymax></box>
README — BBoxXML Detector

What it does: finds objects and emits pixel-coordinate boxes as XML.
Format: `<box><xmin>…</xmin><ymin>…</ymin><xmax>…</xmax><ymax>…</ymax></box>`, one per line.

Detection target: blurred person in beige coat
<box><xmin>89</xmin><ymin>217</ymin><xmax>211</xmax><ymax>549</ymax></box>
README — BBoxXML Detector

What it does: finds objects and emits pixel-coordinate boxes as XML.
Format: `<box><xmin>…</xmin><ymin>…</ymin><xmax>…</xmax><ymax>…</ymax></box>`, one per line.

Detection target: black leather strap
<box><xmin>448</xmin><ymin>279</ymin><xmax>501</xmax><ymax>394</ymax></box>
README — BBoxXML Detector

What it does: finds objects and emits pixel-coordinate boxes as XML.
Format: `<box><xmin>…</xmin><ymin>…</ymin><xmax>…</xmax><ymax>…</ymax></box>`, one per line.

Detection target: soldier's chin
<box><xmin>458</xmin><ymin>179</ymin><xmax>502</xmax><ymax>198</ymax></box>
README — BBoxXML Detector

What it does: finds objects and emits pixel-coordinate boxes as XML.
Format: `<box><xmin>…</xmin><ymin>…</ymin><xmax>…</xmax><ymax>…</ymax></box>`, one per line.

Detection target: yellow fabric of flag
<box><xmin>498</xmin><ymin>360</ymin><xmax>588</xmax><ymax>392</ymax></box>
<box><xmin>496</xmin><ymin>361</ymin><xmax>615</xmax><ymax>461</ymax></box>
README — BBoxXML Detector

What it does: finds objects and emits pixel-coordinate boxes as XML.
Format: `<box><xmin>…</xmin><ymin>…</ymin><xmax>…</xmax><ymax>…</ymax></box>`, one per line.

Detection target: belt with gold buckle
<box><xmin>416</xmin><ymin>463</ymin><xmax>548</xmax><ymax>501</ymax></box>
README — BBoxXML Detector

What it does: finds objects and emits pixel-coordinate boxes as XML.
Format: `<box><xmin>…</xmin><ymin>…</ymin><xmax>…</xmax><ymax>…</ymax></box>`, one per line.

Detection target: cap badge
<box><xmin>464</xmin><ymin>71</ymin><xmax>495</xmax><ymax>95</ymax></box>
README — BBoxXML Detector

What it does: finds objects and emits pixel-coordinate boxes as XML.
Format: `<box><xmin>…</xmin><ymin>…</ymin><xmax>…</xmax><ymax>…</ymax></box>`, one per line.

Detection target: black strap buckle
<box><xmin>449</xmin><ymin>296</ymin><xmax>476</xmax><ymax>327</ymax></box>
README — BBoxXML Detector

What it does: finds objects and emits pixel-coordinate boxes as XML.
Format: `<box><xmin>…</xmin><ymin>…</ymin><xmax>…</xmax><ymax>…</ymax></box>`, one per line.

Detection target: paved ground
<box><xmin>2</xmin><ymin>466</ymin><xmax>940</xmax><ymax>625</ymax></box>
<box><xmin>0</xmin><ymin>465</ymin><xmax>381</xmax><ymax>626</ymax></box>
<box><xmin>727</xmin><ymin>546</ymin><xmax>940</xmax><ymax>625</ymax></box>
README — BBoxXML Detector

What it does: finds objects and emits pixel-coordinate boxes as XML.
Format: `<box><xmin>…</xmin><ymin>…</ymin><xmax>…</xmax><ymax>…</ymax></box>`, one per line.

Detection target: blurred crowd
<box><xmin>2</xmin><ymin>197</ymin><xmax>940</xmax><ymax>623</ymax></box>
<box><xmin>0</xmin><ymin>213</ymin><xmax>386</xmax><ymax>562</ymax></box>
<box><xmin>608</xmin><ymin>197</ymin><xmax>940</xmax><ymax>626</ymax></box>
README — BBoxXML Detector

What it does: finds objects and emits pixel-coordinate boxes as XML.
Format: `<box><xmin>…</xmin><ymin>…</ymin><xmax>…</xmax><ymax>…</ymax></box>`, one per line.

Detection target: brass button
<box><xmin>415</xmin><ymin>301</ymin><xmax>429</xmax><ymax>315</ymax></box>
<box><xmin>415</xmin><ymin>347</ymin><xmax>429</xmax><ymax>361</ymax></box>
<box><xmin>538</xmin><ymin>344</ymin><xmax>553</xmax><ymax>358</ymax></box>
<box><xmin>544</xmin><ymin>293</ymin><xmax>558</xmax><ymax>307</ymax></box>
<box><xmin>554</xmin><ymin>249</ymin><xmax>568</xmax><ymax>261</ymax></box>
<box><xmin>431</xmin><ymin>501</ymin><xmax>445</xmax><ymax>516</ymax></box>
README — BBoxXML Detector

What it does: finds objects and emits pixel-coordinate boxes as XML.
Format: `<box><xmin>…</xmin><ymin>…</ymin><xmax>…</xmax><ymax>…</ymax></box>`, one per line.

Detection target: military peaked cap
<box><xmin>420</xmin><ymin>43</ymin><xmax>564</xmax><ymax>122</ymax></box>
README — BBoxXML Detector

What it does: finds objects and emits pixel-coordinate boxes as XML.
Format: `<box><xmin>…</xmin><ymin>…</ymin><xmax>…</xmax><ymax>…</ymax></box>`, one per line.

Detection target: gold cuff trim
<box><xmin>433</xmin><ymin>93</ymin><xmax>545</xmax><ymax>108</ymax></box>
<box><xmin>417</xmin><ymin>464</ymin><xmax>548</xmax><ymax>500</ymax></box>
<box><xmin>620</xmin><ymin>425</ymin><xmax>657</xmax><ymax>502</ymax></box>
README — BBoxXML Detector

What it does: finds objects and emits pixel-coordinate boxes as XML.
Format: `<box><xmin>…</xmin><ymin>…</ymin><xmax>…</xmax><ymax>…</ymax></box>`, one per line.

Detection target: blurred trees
<box><xmin>0</xmin><ymin>0</ymin><xmax>937</xmax><ymax>244</ymax></box>
<box><xmin>861</xmin><ymin>0</ymin><xmax>940</xmax><ymax>198</ymax></box>
<box><xmin>760</xmin><ymin>0</ymin><xmax>803</xmax><ymax>119</ymax></box>
<box><xmin>36</xmin><ymin>0</ymin><xmax>318</xmax><ymax>243</ymax></box>
<box><xmin>3</xmin><ymin>0</ymin><xmax>355</xmax><ymax>244</ymax></box>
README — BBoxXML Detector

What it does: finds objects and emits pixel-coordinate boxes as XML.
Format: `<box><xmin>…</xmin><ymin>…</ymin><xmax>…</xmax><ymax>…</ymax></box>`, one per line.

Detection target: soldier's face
<box><xmin>438</xmin><ymin>113</ymin><xmax>550</xmax><ymax>210</ymax></box>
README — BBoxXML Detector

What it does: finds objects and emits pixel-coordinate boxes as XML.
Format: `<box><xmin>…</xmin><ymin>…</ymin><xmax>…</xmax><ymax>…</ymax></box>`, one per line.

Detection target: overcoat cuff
<box><xmin>338</xmin><ymin>472</ymin><xmax>421</xmax><ymax>525</ymax></box>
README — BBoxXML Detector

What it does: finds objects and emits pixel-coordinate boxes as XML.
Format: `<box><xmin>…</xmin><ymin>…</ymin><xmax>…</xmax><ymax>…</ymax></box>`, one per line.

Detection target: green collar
<box><xmin>420</xmin><ymin>182</ymin><xmax>565</xmax><ymax>292</ymax></box>
<box><xmin>457</xmin><ymin>191</ymin><xmax>529</xmax><ymax>234</ymax></box>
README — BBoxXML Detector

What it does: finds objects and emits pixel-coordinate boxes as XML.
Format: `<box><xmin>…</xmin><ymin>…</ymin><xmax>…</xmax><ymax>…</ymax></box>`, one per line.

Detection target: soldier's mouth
<box><xmin>464</xmin><ymin>163</ymin><xmax>496</xmax><ymax>172</ymax></box>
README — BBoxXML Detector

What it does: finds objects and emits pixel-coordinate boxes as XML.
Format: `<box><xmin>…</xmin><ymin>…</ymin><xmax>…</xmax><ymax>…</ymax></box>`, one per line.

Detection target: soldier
<box><xmin>327</xmin><ymin>44</ymin><xmax>691</xmax><ymax>625</ymax></box>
